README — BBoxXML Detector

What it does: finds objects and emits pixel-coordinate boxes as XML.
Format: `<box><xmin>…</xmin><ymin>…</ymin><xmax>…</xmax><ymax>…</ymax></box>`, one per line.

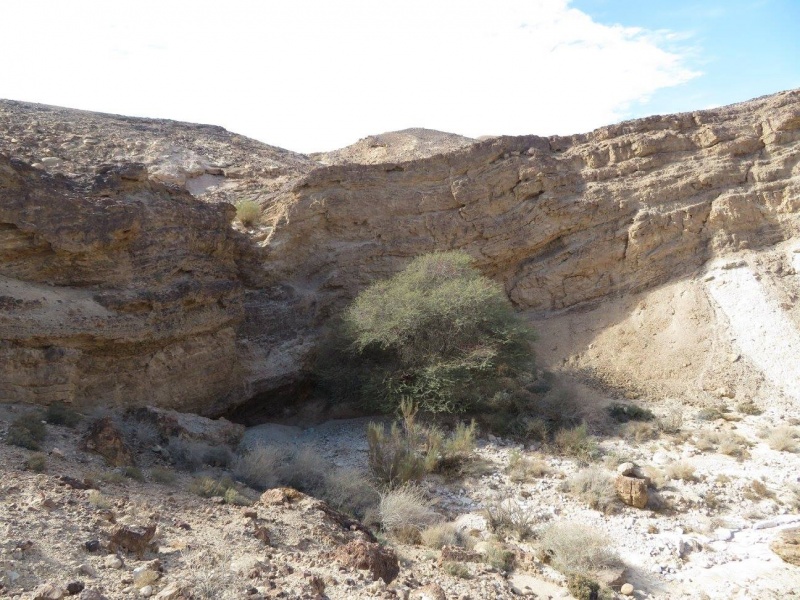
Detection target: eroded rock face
<box><xmin>1</xmin><ymin>90</ymin><xmax>799</xmax><ymax>415</ymax></box>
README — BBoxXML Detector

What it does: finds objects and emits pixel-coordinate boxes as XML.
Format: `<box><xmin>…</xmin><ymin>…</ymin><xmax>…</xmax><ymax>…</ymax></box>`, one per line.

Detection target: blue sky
<box><xmin>573</xmin><ymin>0</ymin><xmax>800</xmax><ymax>115</ymax></box>
<box><xmin>0</xmin><ymin>1</ymin><xmax>797</xmax><ymax>152</ymax></box>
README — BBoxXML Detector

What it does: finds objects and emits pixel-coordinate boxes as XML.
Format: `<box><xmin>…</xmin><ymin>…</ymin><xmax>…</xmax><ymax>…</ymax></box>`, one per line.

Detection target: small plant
<box><xmin>87</xmin><ymin>490</ymin><xmax>113</xmax><ymax>510</ymax></box>
<box><xmin>506</xmin><ymin>450</ymin><xmax>550</xmax><ymax>482</ymax></box>
<box><xmin>321</xmin><ymin>467</ymin><xmax>379</xmax><ymax>520</ymax></box>
<box><xmin>608</xmin><ymin>403</ymin><xmax>654</xmax><ymax>423</ymax></box>
<box><xmin>421</xmin><ymin>523</ymin><xmax>462</xmax><ymax>549</ymax></box>
<box><xmin>378</xmin><ymin>485</ymin><xmax>437</xmax><ymax>537</ymax></box>
<box><xmin>736</xmin><ymin>400</ymin><xmax>762</xmax><ymax>416</ymax></box>
<box><xmin>483</xmin><ymin>542</ymin><xmax>515</xmax><ymax>571</ymax></box>
<box><xmin>95</xmin><ymin>469</ymin><xmax>126</xmax><ymax>485</ymax></box>
<box><xmin>565</xmin><ymin>467</ymin><xmax>618</xmax><ymax>513</ymax></box>
<box><xmin>123</xmin><ymin>466</ymin><xmax>145</xmax><ymax>482</ymax></box>
<box><xmin>697</xmin><ymin>406</ymin><xmax>726</xmax><ymax>421</ymax></box>
<box><xmin>664</xmin><ymin>461</ymin><xmax>697</xmax><ymax>482</ymax></box>
<box><xmin>168</xmin><ymin>437</ymin><xmax>233</xmax><ymax>472</ymax></box>
<box><xmin>717</xmin><ymin>431</ymin><xmax>751</xmax><ymax>459</ymax></box>
<box><xmin>233</xmin><ymin>444</ymin><xmax>285</xmax><ymax>489</ymax></box>
<box><xmin>6</xmin><ymin>414</ymin><xmax>47</xmax><ymax>450</ymax></box>
<box><xmin>24</xmin><ymin>452</ymin><xmax>47</xmax><ymax>473</ymax></box>
<box><xmin>624</xmin><ymin>421</ymin><xmax>658</xmax><ymax>442</ymax></box>
<box><xmin>44</xmin><ymin>402</ymin><xmax>82</xmax><ymax>427</ymax></box>
<box><xmin>235</xmin><ymin>200</ymin><xmax>261</xmax><ymax>227</ymax></box>
<box><xmin>656</xmin><ymin>407</ymin><xmax>683</xmax><ymax>434</ymax></box>
<box><xmin>149</xmin><ymin>467</ymin><xmax>177</xmax><ymax>485</ymax></box>
<box><xmin>567</xmin><ymin>573</ymin><xmax>601</xmax><ymax>600</ymax></box>
<box><xmin>367</xmin><ymin>421</ymin><xmax>426</xmax><ymax>487</ymax></box>
<box><xmin>484</xmin><ymin>498</ymin><xmax>537</xmax><ymax>539</ymax></box>
<box><xmin>539</xmin><ymin>522</ymin><xmax>622</xmax><ymax>574</ymax></box>
<box><xmin>553</xmin><ymin>424</ymin><xmax>599</xmax><ymax>462</ymax></box>
<box><xmin>767</xmin><ymin>426</ymin><xmax>798</xmax><ymax>452</ymax></box>
<box><xmin>743</xmin><ymin>479</ymin><xmax>774</xmax><ymax>501</ymax></box>
<box><xmin>443</xmin><ymin>561</ymin><xmax>471</xmax><ymax>579</ymax></box>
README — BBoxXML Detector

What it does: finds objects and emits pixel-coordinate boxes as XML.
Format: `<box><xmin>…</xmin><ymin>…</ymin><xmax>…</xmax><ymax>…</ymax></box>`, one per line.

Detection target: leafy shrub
<box><xmin>567</xmin><ymin>573</ymin><xmax>600</xmax><ymax>600</ymax></box>
<box><xmin>317</xmin><ymin>251</ymin><xmax>536</xmax><ymax>414</ymax></box>
<box><xmin>24</xmin><ymin>452</ymin><xmax>47</xmax><ymax>472</ymax></box>
<box><xmin>539</xmin><ymin>523</ymin><xmax>622</xmax><ymax>574</ymax></box>
<box><xmin>565</xmin><ymin>467</ymin><xmax>618</xmax><ymax>513</ymax></box>
<box><xmin>483</xmin><ymin>543</ymin><xmax>515</xmax><ymax>571</ymax></box>
<box><xmin>607</xmin><ymin>403</ymin><xmax>654</xmax><ymax>423</ymax></box>
<box><xmin>443</xmin><ymin>561</ymin><xmax>471</xmax><ymax>579</ymax></box>
<box><xmin>44</xmin><ymin>402</ymin><xmax>82</xmax><ymax>427</ymax></box>
<box><xmin>6</xmin><ymin>414</ymin><xmax>47</xmax><ymax>450</ymax></box>
<box><xmin>235</xmin><ymin>200</ymin><xmax>261</xmax><ymax>227</ymax></box>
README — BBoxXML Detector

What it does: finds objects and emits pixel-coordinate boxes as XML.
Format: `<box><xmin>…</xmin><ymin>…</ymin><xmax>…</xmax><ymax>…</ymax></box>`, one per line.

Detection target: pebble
<box><xmin>104</xmin><ymin>555</ymin><xmax>123</xmax><ymax>569</ymax></box>
<box><xmin>620</xmin><ymin>583</ymin><xmax>634</xmax><ymax>596</ymax></box>
<box><xmin>140</xmin><ymin>585</ymin><xmax>154</xmax><ymax>597</ymax></box>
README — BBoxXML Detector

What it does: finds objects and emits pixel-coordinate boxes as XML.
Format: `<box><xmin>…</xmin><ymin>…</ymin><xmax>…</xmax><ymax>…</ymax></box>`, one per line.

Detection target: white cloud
<box><xmin>0</xmin><ymin>0</ymin><xmax>699</xmax><ymax>152</ymax></box>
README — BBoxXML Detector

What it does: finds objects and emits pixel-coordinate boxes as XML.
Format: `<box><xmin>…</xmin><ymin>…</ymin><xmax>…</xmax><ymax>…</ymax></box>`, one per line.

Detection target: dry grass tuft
<box><xmin>664</xmin><ymin>461</ymin><xmax>697</xmax><ymax>482</ymax></box>
<box><xmin>379</xmin><ymin>486</ymin><xmax>438</xmax><ymax>538</ymax></box>
<box><xmin>506</xmin><ymin>450</ymin><xmax>550</xmax><ymax>482</ymax></box>
<box><xmin>766</xmin><ymin>426</ymin><xmax>798</xmax><ymax>452</ymax></box>
<box><xmin>564</xmin><ymin>467</ymin><xmax>618</xmax><ymax>514</ymax></box>
<box><xmin>539</xmin><ymin>522</ymin><xmax>622</xmax><ymax>574</ymax></box>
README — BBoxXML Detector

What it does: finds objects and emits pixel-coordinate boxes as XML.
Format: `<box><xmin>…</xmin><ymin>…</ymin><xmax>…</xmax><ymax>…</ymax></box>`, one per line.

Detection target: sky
<box><xmin>1</xmin><ymin>0</ymin><xmax>798</xmax><ymax>153</ymax></box>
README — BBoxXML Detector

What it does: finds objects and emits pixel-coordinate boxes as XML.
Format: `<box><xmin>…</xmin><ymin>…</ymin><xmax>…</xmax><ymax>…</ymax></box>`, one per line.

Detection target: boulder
<box><xmin>107</xmin><ymin>524</ymin><xmax>157</xmax><ymax>558</ymax></box>
<box><xmin>615</xmin><ymin>475</ymin><xmax>649</xmax><ymax>509</ymax></box>
<box><xmin>81</xmin><ymin>417</ymin><xmax>134</xmax><ymax>467</ymax></box>
<box><xmin>332</xmin><ymin>540</ymin><xmax>400</xmax><ymax>584</ymax></box>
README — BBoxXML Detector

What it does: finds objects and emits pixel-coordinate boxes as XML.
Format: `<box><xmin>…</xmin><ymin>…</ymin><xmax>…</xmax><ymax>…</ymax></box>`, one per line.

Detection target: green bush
<box><xmin>235</xmin><ymin>200</ymin><xmax>261</xmax><ymax>227</ymax></box>
<box><xmin>607</xmin><ymin>403</ymin><xmax>654</xmax><ymax>423</ymax></box>
<box><xmin>318</xmin><ymin>251</ymin><xmax>536</xmax><ymax>414</ymax></box>
<box><xmin>44</xmin><ymin>402</ymin><xmax>82</xmax><ymax>427</ymax></box>
<box><xmin>6</xmin><ymin>414</ymin><xmax>47</xmax><ymax>450</ymax></box>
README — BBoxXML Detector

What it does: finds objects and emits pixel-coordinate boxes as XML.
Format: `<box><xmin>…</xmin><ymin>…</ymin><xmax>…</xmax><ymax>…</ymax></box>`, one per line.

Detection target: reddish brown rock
<box><xmin>615</xmin><ymin>475</ymin><xmax>649</xmax><ymax>509</ymax></box>
<box><xmin>107</xmin><ymin>523</ymin><xmax>157</xmax><ymax>558</ymax></box>
<box><xmin>332</xmin><ymin>540</ymin><xmax>400</xmax><ymax>584</ymax></box>
<box><xmin>81</xmin><ymin>417</ymin><xmax>134</xmax><ymax>467</ymax></box>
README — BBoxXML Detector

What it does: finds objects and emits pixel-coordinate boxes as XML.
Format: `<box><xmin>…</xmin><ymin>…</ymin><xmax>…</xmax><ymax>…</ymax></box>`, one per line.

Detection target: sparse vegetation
<box><xmin>553</xmin><ymin>424</ymin><xmax>600</xmax><ymax>462</ymax></box>
<box><xmin>506</xmin><ymin>450</ymin><xmax>550</xmax><ymax>482</ymax></box>
<box><xmin>484</xmin><ymin>498</ymin><xmax>537</xmax><ymax>540</ymax></box>
<box><xmin>624</xmin><ymin>420</ymin><xmax>659</xmax><ymax>442</ymax></box>
<box><xmin>736</xmin><ymin>400</ymin><xmax>763</xmax><ymax>415</ymax></box>
<box><xmin>123</xmin><ymin>466</ymin><xmax>145</xmax><ymax>482</ymax></box>
<box><xmin>378</xmin><ymin>485</ymin><xmax>437</xmax><ymax>538</ymax></box>
<box><xmin>443</xmin><ymin>561</ymin><xmax>471</xmax><ymax>579</ymax></box>
<box><xmin>149</xmin><ymin>466</ymin><xmax>178</xmax><ymax>485</ymax></box>
<box><xmin>766</xmin><ymin>425</ymin><xmax>798</xmax><ymax>452</ymax></box>
<box><xmin>539</xmin><ymin>522</ymin><xmax>622</xmax><ymax>575</ymax></box>
<box><xmin>483</xmin><ymin>542</ymin><xmax>515</xmax><ymax>571</ymax></box>
<box><xmin>421</xmin><ymin>523</ymin><xmax>463</xmax><ymax>549</ymax></box>
<box><xmin>6</xmin><ymin>413</ymin><xmax>47</xmax><ymax>450</ymax></box>
<box><xmin>567</xmin><ymin>573</ymin><xmax>601</xmax><ymax>600</ymax></box>
<box><xmin>608</xmin><ymin>402</ymin><xmax>655</xmax><ymax>423</ymax></box>
<box><xmin>87</xmin><ymin>490</ymin><xmax>113</xmax><ymax>509</ymax></box>
<box><xmin>656</xmin><ymin>406</ymin><xmax>683</xmax><ymax>434</ymax></box>
<box><xmin>565</xmin><ymin>467</ymin><xmax>618</xmax><ymax>513</ymax></box>
<box><xmin>235</xmin><ymin>199</ymin><xmax>261</xmax><ymax>227</ymax></box>
<box><xmin>664</xmin><ymin>460</ymin><xmax>697</xmax><ymax>482</ymax></box>
<box><xmin>189</xmin><ymin>476</ymin><xmax>254</xmax><ymax>505</ymax></box>
<box><xmin>317</xmin><ymin>251</ymin><xmax>536</xmax><ymax>415</ymax></box>
<box><xmin>743</xmin><ymin>479</ymin><xmax>775</xmax><ymax>501</ymax></box>
<box><xmin>24</xmin><ymin>452</ymin><xmax>47</xmax><ymax>472</ymax></box>
<box><xmin>44</xmin><ymin>402</ymin><xmax>82</xmax><ymax>427</ymax></box>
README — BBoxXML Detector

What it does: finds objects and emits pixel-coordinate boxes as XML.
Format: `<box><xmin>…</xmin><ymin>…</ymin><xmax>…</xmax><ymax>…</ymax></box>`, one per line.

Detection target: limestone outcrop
<box><xmin>1</xmin><ymin>90</ymin><xmax>799</xmax><ymax>415</ymax></box>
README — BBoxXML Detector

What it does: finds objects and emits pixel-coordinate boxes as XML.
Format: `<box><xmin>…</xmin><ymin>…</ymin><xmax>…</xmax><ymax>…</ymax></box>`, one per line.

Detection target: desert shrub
<box><xmin>44</xmin><ymin>402</ymin><xmax>82</xmax><ymax>427</ymax></box>
<box><xmin>379</xmin><ymin>485</ymin><xmax>437</xmax><ymax>536</ymax></box>
<box><xmin>484</xmin><ymin>498</ymin><xmax>537</xmax><ymax>539</ymax></box>
<box><xmin>168</xmin><ymin>437</ymin><xmax>233</xmax><ymax>472</ymax></box>
<box><xmin>483</xmin><ymin>542</ymin><xmax>515</xmax><ymax>571</ymax></box>
<box><xmin>367</xmin><ymin>401</ymin><xmax>477</xmax><ymax>486</ymax></box>
<box><xmin>233</xmin><ymin>444</ymin><xmax>285</xmax><ymax>489</ymax></box>
<box><xmin>322</xmin><ymin>468</ymin><xmax>379</xmax><ymax>520</ymax></box>
<box><xmin>317</xmin><ymin>251</ymin><xmax>536</xmax><ymax>414</ymax></box>
<box><xmin>737</xmin><ymin>400</ymin><xmax>762</xmax><ymax>416</ymax></box>
<box><xmin>567</xmin><ymin>573</ymin><xmax>601</xmax><ymax>600</ymax></box>
<box><xmin>94</xmin><ymin>469</ymin><xmax>125</xmax><ymax>485</ymax></box>
<box><xmin>608</xmin><ymin>403</ymin><xmax>654</xmax><ymax>423</ymax></box>
<box><xmin>743</xmin><ymin>479</ymin><xmax>774</xmax><ymax>501</ymax></box>
<box><xmin>565</xmin><ymin>467</ymin><xmax>618</xmax><ymax>513</ymax></box>
<box><xmin>87</xmin><ymin>490</ymin><xmax>112</xmax><ymax>509</ymax></box>
<box><xmin>697</xmin><ymin>407</ymin><xmax>726</xmax><ymax>421</ymax></box>
<box><xmin>539</xmin><ymin>523</ymin><xmax>622</xmax><ymax>574</ymax></box>
<box><xmin>149</xmin><ymin>467</ymin><xmax>177</xmax><ymax>485</ymax></box>
<box><xmin>24</xmin><ymin>452</ymin><xmax>47</xmax><ymax>472</ymax></box>
<box><xmin>235</xmin><ymin>200</ymin><xmax>261</xmax><ymax>227</ymax></box>
<box><xmin>6</xmin><ymin>414</ymin><xmax>47</xmax><ymax>450</ymax></box>
<box><xmin>421</xmin><ymin>523</ymin><xmax>463</xmax><ymax>549</ymax></box>
<box><xmin>121</xmin><ymin>420</ymin><xmax>161</xmax><ymax>449</ymax></box>
<box><xmin>443</xmin><ymin>561</ymin><xmax>471</xmax><ymax>579</ymax></box>
<box><xmin>123</xmin><ymin>466</ymin><xmax>145</xmax><ymax>482</ymax></box>
<box><xmin>717</xmin><ymin>431</ymin><xmax>751</xmax><ymax>459</ymax></box>
<box><xmin>553</xmin><ymin>424</ymin><xmax>599</xmax><ymax>462</ymax></box>
<box><xmin>767</xmin><ymin>426</ymin><xmax>798</xmax><ymax>452</ymax></box>
<box><xmin>506</xmin><ymin>450</ymin><xmax>550</xmax><ymax>482</ymax></box>
<box><xmin>189</xmin><ymin>476</ymin><xmax>253</xmax><ymax>505</ymax></box>
<box><xmin>624</xmin><ymin>421</ymin><xmax>659</xmax><ymax>442</ymax></box>
<box><xmin>664</xmin><ymin>461</ymin><xmax>697</xmax><ymax>482</ymax></box>
<box><xmin>656</xmin><ymin>406</ymin><xmax>683</xmax><ymax>434</ymax></box>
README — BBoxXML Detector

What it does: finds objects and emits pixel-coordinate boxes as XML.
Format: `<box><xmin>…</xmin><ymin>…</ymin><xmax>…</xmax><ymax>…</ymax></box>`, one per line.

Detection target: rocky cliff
<box><xmin>1</xmin><ymin>90</ymin><xmax>799</xmax><ymax>415</ymax></box>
